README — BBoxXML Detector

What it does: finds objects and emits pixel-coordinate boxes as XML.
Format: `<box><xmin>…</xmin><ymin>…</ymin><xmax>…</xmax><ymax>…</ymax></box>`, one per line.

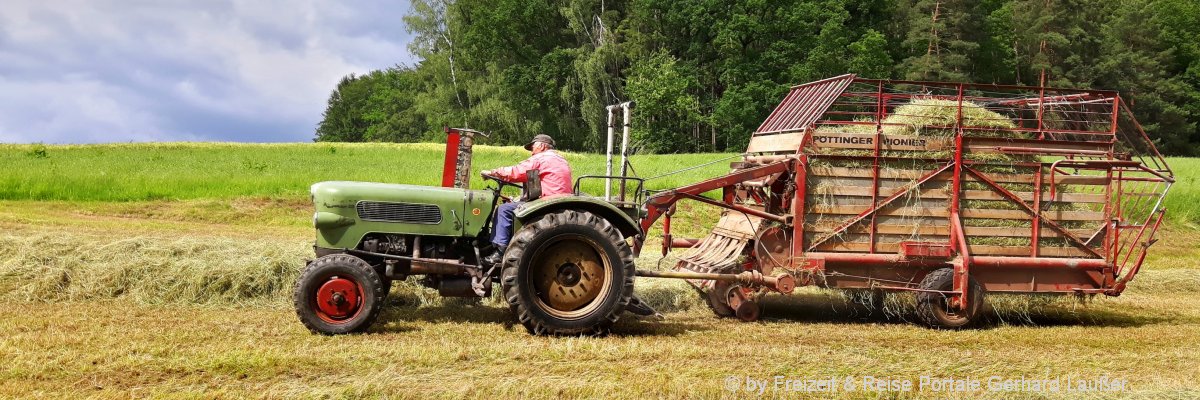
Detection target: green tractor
<box><xmin>294</xmin><ymin>128</ymin><xmax>654</xmax><ymax>335</ymax></box>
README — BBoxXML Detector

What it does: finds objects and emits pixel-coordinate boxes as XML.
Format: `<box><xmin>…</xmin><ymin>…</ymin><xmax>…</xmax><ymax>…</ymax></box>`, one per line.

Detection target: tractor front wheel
<box><xmin>501</xmin><ymin>210</ymin><xmax>635</xmax><ymax>335</ymax></box>
<box><xmin>293</xmin><ymin>254</ymin><xmax>387</xmax><ymax>335</ymax></box>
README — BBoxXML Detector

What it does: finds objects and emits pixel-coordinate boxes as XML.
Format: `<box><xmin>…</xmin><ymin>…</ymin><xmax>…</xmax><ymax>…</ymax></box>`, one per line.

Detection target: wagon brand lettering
<box><xmin>882</xmin><ymin>137</ymin><xmax>927</xmax><ymax>147</ymax></box>
<box><xmin>811</xmin><ymin>133</ymin><xmax>933</xmax><ymax>149</ymax></box>
<box><xmin>813</xmin><ymin>135</ymin><xmax>873</xmax><ymax>145</ymax></box>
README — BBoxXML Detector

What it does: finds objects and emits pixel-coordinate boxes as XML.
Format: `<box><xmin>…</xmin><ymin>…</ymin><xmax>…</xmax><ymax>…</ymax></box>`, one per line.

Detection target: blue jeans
<box><xmin>491</xmin><ymin>201</ymin><xmax>522</xmax><ymax>248</ymax></box>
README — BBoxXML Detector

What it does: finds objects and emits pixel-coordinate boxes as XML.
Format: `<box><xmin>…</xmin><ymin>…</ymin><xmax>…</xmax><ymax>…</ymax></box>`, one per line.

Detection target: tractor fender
<box><xmin>514</xmin><ymin>196</ymin><xmax>641</xmax><ymax>238</ymax></box>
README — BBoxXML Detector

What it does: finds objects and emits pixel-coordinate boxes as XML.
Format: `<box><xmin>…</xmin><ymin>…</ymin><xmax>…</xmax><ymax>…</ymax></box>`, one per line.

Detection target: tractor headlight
<box><xmin>313</xmin><ymin>211</ymin><xmax>355</xmax><ymax>229</ymax></box>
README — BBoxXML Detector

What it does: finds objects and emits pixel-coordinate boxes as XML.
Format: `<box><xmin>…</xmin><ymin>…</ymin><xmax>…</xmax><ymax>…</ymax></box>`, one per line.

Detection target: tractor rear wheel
<box><xmin>293</xmin><ymin>254</ymin><xmax>387</xmax><ymax>335</ymax></box>
<box><xmin>915</xmin><ymin>267</ymin><xmax>984</xmax><ymax>329</ymax></box>
<box><xmin>501</xmin><ymin>210</ymin><xmax>635</xmax><ymax>335</ymax></box>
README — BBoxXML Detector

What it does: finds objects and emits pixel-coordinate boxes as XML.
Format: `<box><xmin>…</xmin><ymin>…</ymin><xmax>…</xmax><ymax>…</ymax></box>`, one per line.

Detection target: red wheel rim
<box><xmin>313</xmin><ymin>276</ymin><xmax>363</xmax><ymax>323</ymax></box>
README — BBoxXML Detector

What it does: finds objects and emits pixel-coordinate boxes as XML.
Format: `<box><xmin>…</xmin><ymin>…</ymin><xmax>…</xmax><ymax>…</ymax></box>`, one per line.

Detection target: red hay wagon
<box><xmin>634</xmin><ymin>74</ymin><xmax>1174</xmax><ymax>328</ymax></box>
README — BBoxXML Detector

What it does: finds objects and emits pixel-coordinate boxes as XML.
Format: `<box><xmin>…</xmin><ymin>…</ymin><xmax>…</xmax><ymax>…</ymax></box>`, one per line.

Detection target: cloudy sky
<box><xmin>0</xmin><ymin>1</ymin><xmax>416</xmax><ymax>143</ymax></box>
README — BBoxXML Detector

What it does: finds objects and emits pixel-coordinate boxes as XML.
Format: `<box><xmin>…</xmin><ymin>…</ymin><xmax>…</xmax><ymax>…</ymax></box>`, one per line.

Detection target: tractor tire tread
<box><xmin>500</xmin><ymin>209</ymin><xmax>635</xmax><ymax>336</ymax></box>
<box><xmin>293</xmin><ymin>253</ymin><xmax>387</xmax><ymax>335</ymax></box>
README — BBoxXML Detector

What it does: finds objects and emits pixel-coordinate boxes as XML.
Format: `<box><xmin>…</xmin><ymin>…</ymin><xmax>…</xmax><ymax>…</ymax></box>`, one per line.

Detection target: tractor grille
<box><xmin>356</xmin><ymin>201</ymin><xmax>442</xmax><ymax>224</ymax></box>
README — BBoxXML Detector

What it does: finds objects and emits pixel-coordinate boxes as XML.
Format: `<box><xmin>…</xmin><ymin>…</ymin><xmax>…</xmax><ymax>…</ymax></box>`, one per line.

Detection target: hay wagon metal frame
<box><xmin>631</xmin><ymin>74</ymin><xmax>1174</xmax><ymax>325</ymax></box>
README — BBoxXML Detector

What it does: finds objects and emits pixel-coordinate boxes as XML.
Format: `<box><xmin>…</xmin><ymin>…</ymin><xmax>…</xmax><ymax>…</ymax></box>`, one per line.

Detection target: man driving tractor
<box><xmin>480</xmin><ymin>134</ymin><xmax>572</xmax><ymax>265</ymax></box>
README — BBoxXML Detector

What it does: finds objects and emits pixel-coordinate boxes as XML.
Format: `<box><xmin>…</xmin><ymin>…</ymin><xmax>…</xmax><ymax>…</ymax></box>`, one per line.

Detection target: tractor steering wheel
<box><xmin>482</xmin><ymin>173</ymin><xmax>521</xmax><ymax>202</ymax></box>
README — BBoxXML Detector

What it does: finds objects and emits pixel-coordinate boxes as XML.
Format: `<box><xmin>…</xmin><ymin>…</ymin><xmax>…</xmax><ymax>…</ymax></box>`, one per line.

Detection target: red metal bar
<box><xmin>948</xmin><ymin>212</ymin><xmax>976</xmax><ymax>309</ymax></box>
<box><xmin>851</xmin><ymin>77</ymin><xmax>1118</xmax><ymax>97</ymax></box>
<box><xmin>1112</xmin><ymin>176</ymin><xmax>1172</xmax><ymax>183</ymax></box>
<box><xmin>950</xmin><ymin>83</ymin><xmax>973</xmax><ymax>311</ymax></box>
<box><xmin>1101</xmin><ymin>168</ymin><xmax>1114</xmax><ymax>260</ymax></box>
<box><xmin>441</xmin><ymin>128</ymin><xmax>461</xmax><ymax>188</ymax></box>
<box><xmin>641</xmin><ymin>160</ymin><xmax>794</xmax><ymax>233</ymax></box>
<box><xmin>818</xmin><ymin>120</ymin><xmax>1121</xmax><ymax>137</ymax></box>
<box><xmin>676</xmin><ymin>193</ymin><xmax>788</xmax><ymax>224</ymax></box>
<box><xmin>1031</xmin><ymin>165</ymin><xmax>1043</xmax><ymax>257</ymax></box>
<box><xmin>1108</xmin><ymin>95</ymin><xmax>1121</xmax><ymax>135</ymax></box>
<box><xmin>869</xmin><ymin>80</ymin><xmax>884</xmax><ymax>253</ymax></box>
<box><xmin>992</xmin><ymin>147</ymin><xmax>1110</xmax><ymax>156</ymax></box>
<box><xmin>992</xmin><ymin>92</ymin><xmax>1100</xmax><ymax>106</ymax></box>
<box><xmin>660</xmin><ymin>206</ymin><xmax>674</xmax><ymax>256</ymax></box>
<box><xmin>809</xmin><ymin>252</ymin><xmax>1109</xmax><ymax>270</ymax></box>
<box><xmin>1036</xmin><ymin>72</ymin><xmax>1047</xmax><ymax>139</ymax></box>
<box><xmin>969</xmin><ymin>256</ymin><xmax>1109</xmax><ymax>269</ymax></box>
<box><xmin>1111</xmin><ymin>170</ymin><xmax>1124</xmax><ymax>263</ymax></box>
<box><xmin>790</xmin><ymin>156</ymin><xmax>808</xmax><ymax>269</ymax></box>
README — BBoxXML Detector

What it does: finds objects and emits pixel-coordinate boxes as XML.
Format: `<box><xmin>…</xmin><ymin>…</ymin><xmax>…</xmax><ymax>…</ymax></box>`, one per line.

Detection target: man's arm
<box><xmin>484</xmin><ymin>156</ymin><xmax>539</xmax><ymax>183</ymax></box>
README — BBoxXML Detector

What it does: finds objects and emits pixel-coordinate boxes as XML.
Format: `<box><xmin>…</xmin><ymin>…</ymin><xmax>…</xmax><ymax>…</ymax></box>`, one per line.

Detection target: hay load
<box><xmin>812</xmin><ymin>98</ymin><xmax>1027</xmax><ymax>158</ymax></box>
<box><xmin>882</xmin><ymin>98</ymin><xmax>1020</xmax><ymax>138</ymax></box>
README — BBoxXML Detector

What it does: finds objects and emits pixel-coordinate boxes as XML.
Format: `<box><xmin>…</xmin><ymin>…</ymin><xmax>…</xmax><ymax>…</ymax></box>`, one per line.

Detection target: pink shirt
<box><xmin>492</xmin><ymin>150</ymin><xmax>573</xmax><ymax>198</ymax></box>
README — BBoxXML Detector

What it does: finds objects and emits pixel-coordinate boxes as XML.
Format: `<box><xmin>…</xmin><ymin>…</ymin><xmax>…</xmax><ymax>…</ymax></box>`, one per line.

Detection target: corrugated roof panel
<box><xmin>755</xmin><ymin>74</ymin><xmax>856</xmax><ymax>134</ymax></box>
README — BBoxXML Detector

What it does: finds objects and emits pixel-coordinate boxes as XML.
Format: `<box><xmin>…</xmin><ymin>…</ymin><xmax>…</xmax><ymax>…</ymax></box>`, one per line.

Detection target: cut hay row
<box><xmin>0</xmin><ymin>231</ymin><xmax>309</xmax><ymax>305</ymax></box>
<box><xmin>0</xmin><ymin>225</ymin><xmax>714</xmax><ymax>313</ymax></box>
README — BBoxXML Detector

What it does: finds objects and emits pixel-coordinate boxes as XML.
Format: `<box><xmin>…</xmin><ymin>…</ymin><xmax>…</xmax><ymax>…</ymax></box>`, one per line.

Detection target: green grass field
<box><xmin>0</xmin><ymin>143</ymin><xmax>735</xmax><ymax>202</ymax></box>
<box><xmin>0</xmin><ymin>142</ymin><xmax>1197</xmax><ymax>398</ymax></box>
<box><xmin>4</xmin><ymin>142</ymin><xmax>1194</xmax><ymax>226</ymax></box>
<box><xmin>1162</xmin><ymin>157</ymin><xmax>1200</xmax><ymax>227</ymax></box>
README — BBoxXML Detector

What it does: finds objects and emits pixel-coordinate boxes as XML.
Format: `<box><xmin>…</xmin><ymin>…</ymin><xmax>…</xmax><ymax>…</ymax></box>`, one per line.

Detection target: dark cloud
<box><xmin>0</xmin><ymin>0</ymin><xmax>416</xmax><ymax>143</ymax></box>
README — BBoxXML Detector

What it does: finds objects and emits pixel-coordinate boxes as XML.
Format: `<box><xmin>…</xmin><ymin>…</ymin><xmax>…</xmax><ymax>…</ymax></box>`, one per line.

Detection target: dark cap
<box><xmin>524</xmin><ymin>134</ymin><xmax>555</xmax><ymax>150</ymax></box>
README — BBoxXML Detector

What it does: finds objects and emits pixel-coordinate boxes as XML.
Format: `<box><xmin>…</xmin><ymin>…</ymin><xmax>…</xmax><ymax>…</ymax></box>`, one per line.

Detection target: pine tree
<box><xmin>899</xmin><ymin>0</ymin><xmax>979</xmax><ymax>82</ymax></box>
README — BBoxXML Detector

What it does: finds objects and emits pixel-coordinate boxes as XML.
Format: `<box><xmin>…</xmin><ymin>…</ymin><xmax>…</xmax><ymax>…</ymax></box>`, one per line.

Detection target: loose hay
<box><xmin>0</xmin><ymin>229</ymin><xmax>712</xmax><ymax>311</ymax></box>
<box><xmin>0</xmin><ymin>231</ymin><xmax>308</xmax><ymax>305</ymax></box>
<box><xmin>0</xmin><ymin>230</ymin><xmax>502</xmax><ymax>308</ymax></box>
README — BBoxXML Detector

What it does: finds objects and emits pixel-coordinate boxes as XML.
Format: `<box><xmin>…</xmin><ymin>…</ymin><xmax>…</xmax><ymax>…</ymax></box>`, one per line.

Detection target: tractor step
<box><xmin>624</xmin><ymin>295</ymin><xmax>661</xmax><ymax>318</ymax></box>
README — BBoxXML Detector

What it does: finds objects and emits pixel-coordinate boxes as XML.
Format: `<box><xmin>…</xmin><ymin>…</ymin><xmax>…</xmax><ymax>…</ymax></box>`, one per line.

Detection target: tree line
<box><xmin>315</xmin><ymin>0</ymin><xmax>1200</xmax><ymax>155</ymax></box>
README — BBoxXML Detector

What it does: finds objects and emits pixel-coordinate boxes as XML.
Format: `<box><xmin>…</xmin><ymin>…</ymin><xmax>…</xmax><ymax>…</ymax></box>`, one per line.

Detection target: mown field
<box><xmin>0</xmin><ymin>143</ymin><xmax>1197</xmax><ymax>399</ymax></box>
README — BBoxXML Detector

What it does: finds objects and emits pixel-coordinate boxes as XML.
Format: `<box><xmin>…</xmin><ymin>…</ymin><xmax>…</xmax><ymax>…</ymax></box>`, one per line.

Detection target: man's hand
<box><xmin>480</xmin><ymin>169</ymin><xmax>493</xmax><ymax>178</ymax></box>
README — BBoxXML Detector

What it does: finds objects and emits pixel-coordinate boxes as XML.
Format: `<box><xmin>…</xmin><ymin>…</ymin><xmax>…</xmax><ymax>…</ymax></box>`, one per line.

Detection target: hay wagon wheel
<box><xmin>915</xmin><ymin>267</ymin><xmax>985</xmax><ymax>329</ymax></box>
<box><xmin>706</xmin><ymin>281</ymin><xmax>764</xmax><ymax>322</ymax></box>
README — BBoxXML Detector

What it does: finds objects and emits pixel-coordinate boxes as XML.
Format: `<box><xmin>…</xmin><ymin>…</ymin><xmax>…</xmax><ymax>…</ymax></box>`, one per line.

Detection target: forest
<box><xmin>314</xmin><ymin>0</ymin><xmax>1200</xmax><ymax>155</ymax></box>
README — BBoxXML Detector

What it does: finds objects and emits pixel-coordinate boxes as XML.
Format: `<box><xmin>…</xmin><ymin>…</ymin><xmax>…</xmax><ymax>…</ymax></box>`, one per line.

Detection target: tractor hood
<box><xmin>310</xmin><ymin>181</ymin><xmax>495</xmax><ymax>249</ymax></box>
